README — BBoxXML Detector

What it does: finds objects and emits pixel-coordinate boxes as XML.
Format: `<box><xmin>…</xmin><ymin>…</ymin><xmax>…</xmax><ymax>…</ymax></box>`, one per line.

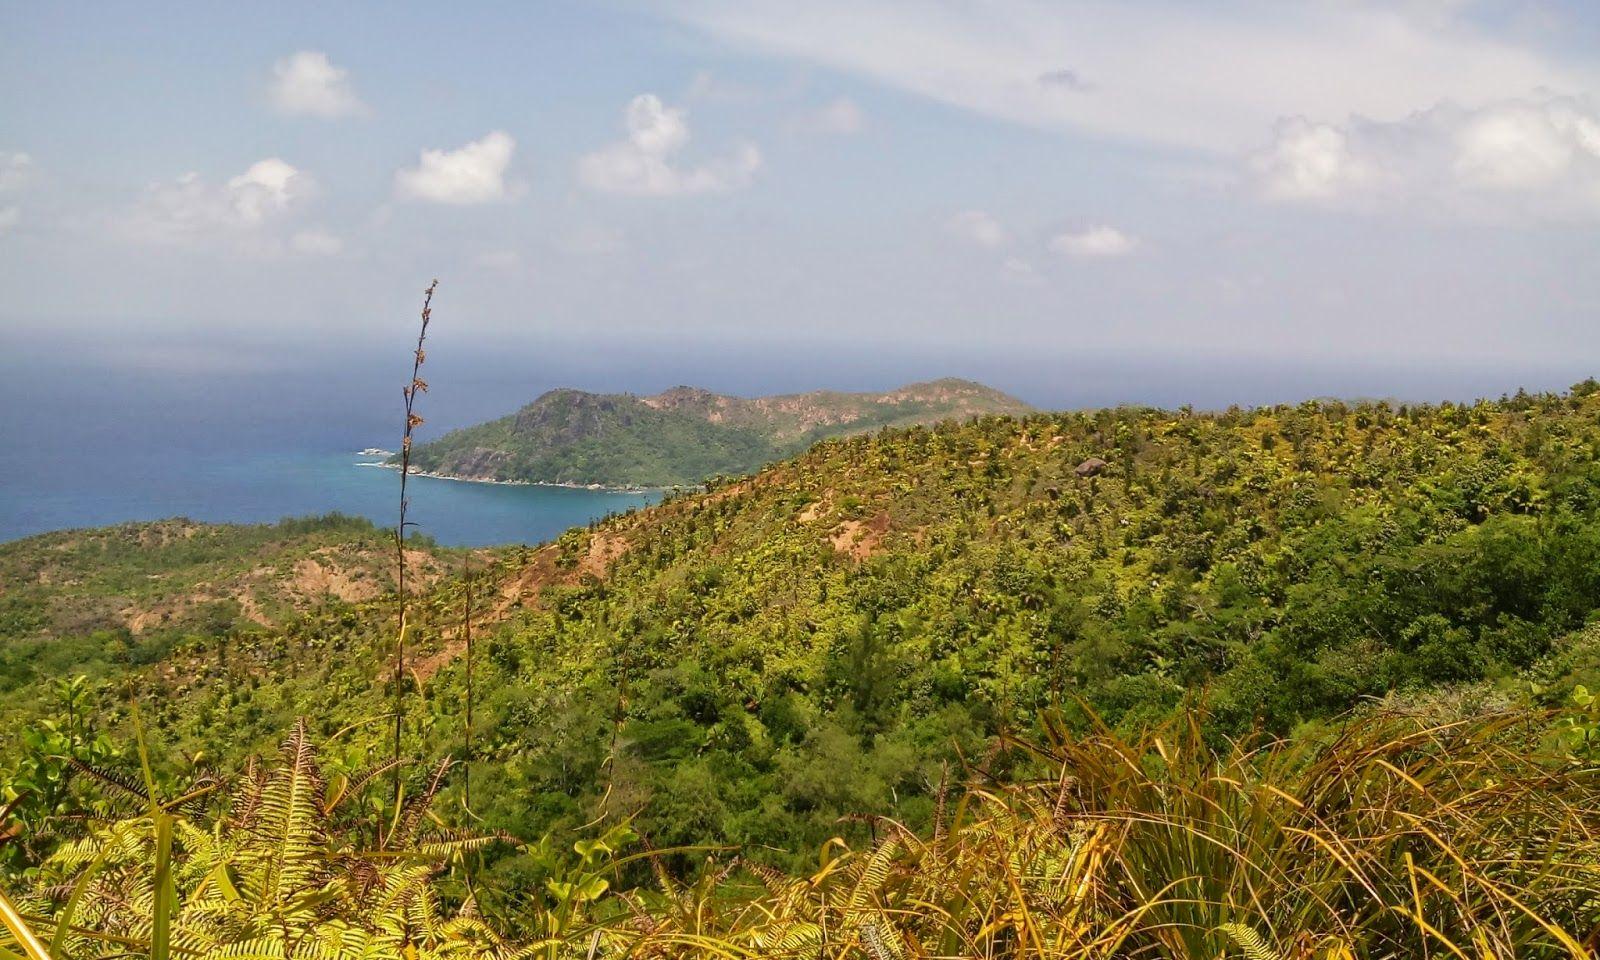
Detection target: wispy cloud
<box><xmin>685</xmin><ymin>69</ymin><xmax>768</xmax><ymax>104</ymax></box>
<box><xmin>1050</xmin><ymin>225</ymin><xmax>1137</xmax><ymax>258</ymax></box>
<box><xmin>122</xmin><ymin>158</ymin><xmax>312</xmax><ymax>245</ymax></box>
<box><xmin>475</xmin><ymin>249</ymin><xmax>522</xmax><ymax>269</ymax></box>
<box><xmin>657</xmin><ymin>1</ymin><xmax>1598</xmax><ymax>153</ymax></box>
<box><xmin>945</xmin><ymin>209</ymin><xmax>1007</xmax><ymax>247</ymax></box>
<box><xmin>289</xmin><ymin>228</ymin><xmax>343</xmax><ymax>256</ymax></box>
<box><xmin>789</xmin><ymin>97</ymin><xmax>866</xmax><ymax>135</ymax></box>
<box><xmin>1037</xmin><ymin>68</ymin><xmax>1092</xmax><ymax>93</ymax></box>
<box><xmin>0</xmin><ymin>151</ymin><xmax>33</xmax><ymax>192</ymax></box>
<box><xmin>1002</xmin><ymin>256</ymin><xmax>1041</xmax><ymax>283</ymax></box>
<box><xmin>0</xmin><ymin>151</ymin><xmax>30</xmax><ymax>233</ymax></box>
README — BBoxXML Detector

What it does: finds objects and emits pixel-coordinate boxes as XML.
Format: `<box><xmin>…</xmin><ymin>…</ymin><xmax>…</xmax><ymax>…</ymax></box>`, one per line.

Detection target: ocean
<box><xmin>0</xmin><ymin>346</ymin><xmax>660</xmax><ymax>547</ymax></box>
<box><xmin>0</xmin><ymin>446</ymin><xmax>658</xmax><ymax>547</ymax></box>
<box><xmin>4</xmin><ymin>333</ymin><xmax>1587</xmax><ymax>547</ymax></box>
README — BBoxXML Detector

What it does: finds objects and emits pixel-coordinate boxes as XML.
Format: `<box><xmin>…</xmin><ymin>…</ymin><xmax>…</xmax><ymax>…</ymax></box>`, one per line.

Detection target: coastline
<box><xmin>353</xmin><ymin>458</ymin><xmax>678</xmax><ymax>495</ymax></box>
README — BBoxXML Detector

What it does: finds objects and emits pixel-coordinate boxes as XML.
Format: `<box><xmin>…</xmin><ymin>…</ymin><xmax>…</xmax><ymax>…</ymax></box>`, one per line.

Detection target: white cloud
<box><xmin>395</xmin><ymin>131</ymin><xmax>518</xmax><ymax>204</ymax></box>
<box><xmin>124</xmin><ymin>157</ymin><xmax>312</xmax><ymax>244</ymax></box>
<box><xmin>1050</xmin><ymin>225</ymin><xmax>1137</xmax><ymax>257</ymax></box>
<box><xmin>0</xmin><ymin>206</ymin><xmax>18</xmax><ymax>233</ymax></box>
<box><xmin>227</xmin><ymin>158</ymin><xmax>302</xmax><ymax>224</ymax></box>
<box><xmin>1454</xmin><ymin>99</ymin><xmax>1600</xmax><ymax>189</ymax></box>
<box><xmin>791</xmin><ymin>97</ymin><xmax>866</xmax><ymax>135</ymax></box>
<box><xmin>268</xmin><ymin>51</ymin><xmax>366</xmax><ymax>118</ymax></box>
<box><xmin>475</xmin><ymin>249</ymin><xmax>522</xmax><ymax>269</ymax></box>
<box><xmin>1250</xmin><ymin>94</ymin><xmax>1600</xmax><ymax>218</ymax></box>
<box><xmin>289</xmin><ymin>228</ymin><xmax>343</xmax><ymax>256</ymax></box>
<box><xmin>1251</xmin><ymin>118</ymin><xmax>1377</xmax><ymax>201</ymax></box>
<box><xmin>659</xmin><ymin>1</ymin><xmax>1598</xmax><ymax>153</ymax></box>
<box><xmin>578</xmin><ymin>94</ymin><xmax>761</xmax><ymax>196</ymax></box>
<box><xmin>945</xmin><ymin>209</ymin><xmax>1007</xmax><ymax>247</ymax></box>
<box><xmin>0</xmin><ymin>152</ymin><xmax>32</xmax><ymax>192</ymax></box>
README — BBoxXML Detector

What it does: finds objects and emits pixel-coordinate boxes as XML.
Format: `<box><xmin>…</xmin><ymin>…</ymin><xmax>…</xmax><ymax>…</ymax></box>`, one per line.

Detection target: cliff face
<box><xmin>405</xmin><ymin>378</ymin><xmax>1033</xmax><ymax>487</ymax></box>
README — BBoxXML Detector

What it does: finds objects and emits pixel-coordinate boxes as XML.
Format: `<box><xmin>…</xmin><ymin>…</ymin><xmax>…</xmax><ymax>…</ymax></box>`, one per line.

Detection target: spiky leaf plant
<box><xmin>7</xmin><ymin>720</ymin><xmax>551</xmax><ymax>960</ymax></box>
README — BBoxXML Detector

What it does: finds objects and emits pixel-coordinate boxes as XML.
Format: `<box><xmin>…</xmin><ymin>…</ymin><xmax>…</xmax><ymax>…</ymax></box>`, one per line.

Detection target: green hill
<box><xmin>0</xmin><ymin>514</ymin><xmax>464</xmax><ymax>724</ymax></box>
<box><xmin>8</xmin><ymin>382</ymin><xmax>1600</xmax><ymax>882</ymax></box>
<box><xmin>402</xmin><ymin>377</ymin><xmax>1033</xmax><ymax>487</ymax></box>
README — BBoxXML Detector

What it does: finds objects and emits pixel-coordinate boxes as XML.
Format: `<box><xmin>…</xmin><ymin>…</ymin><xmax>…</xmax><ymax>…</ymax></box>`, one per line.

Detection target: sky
<box><xmin>2</xmin><ymin>0</ymin><xmax>1598</xmax><ymax>408</ymax></box>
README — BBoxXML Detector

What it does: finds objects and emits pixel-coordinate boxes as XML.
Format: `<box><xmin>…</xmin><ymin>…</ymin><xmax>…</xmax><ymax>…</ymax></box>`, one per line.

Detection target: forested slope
<box><xmin>0</xmin><ymin>515</ymin><xmax>460</xmax><ymax>722</ymax></box>
<box><xmin>14</xmin><ymin>383</ymin><xmax>1600</xmax><ymax>879</ymax></box>
<box><xmin>403</xmin><ymin>377</ymin><xmax>1032</xmax><ymax>486</ymax></box>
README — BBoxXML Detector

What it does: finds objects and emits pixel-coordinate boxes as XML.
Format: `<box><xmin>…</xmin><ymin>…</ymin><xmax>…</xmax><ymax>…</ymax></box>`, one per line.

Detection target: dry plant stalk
<box><xmin>393</xmin><ymin>279</ymin><xmax>438</xmax><ymax>789</ymax></box>
<box><xmin>462</xmin><ymin>554</ymin><xmax>474</xmax><ymax>811</ymax></box>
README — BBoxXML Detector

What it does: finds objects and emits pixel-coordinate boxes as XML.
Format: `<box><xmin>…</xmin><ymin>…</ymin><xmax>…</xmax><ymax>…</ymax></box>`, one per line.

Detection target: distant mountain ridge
<box><xmin>403</xmin><ymin>377</ymin><xmax>1032</xmax><ymax>487</ymax></box>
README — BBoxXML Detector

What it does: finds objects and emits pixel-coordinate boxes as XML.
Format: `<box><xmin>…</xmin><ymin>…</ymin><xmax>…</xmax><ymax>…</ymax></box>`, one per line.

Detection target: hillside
<box><xmin>0</xmin><ymin>514</ymin><xmax>463</xmax><ymax>726</ymax></box>
<box><xmin>403</xmin><ymin>376</ymin><xmax>1032</xmax><ymax>487</ymax></box>
<box><xmin>10</xmin><ymin>382</ymin><xmax>1600</xmax><ymax>883</ymax></box>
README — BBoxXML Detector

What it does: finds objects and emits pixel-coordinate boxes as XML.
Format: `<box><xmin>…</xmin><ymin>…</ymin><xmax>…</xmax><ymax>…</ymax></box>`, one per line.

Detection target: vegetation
<box><xmin>0</xmin><ymin>515</ymin><xmax>460</xmax><ymax>729</ymax></box>
<box><xmin>6</xmin><ymin>381</ymin><xmax>1600</xmax><ymax>956</ymax></box>
<box><xmin>403</xmin><ymin>381</ymin><xmax>1600</xmax><ymax>870</ymax></box>
<box><xmin>402</xmin><ymin>378</ymin><xmax>1032</xmax><ymax>488</ymax></box>
<box><xmin>611</xmin><ymin>705</ymin><xmax>1600</xmax><ymax>958</ymax></box>
<box><xmin>5</xmin><ymin>704</ymin><xmax>1598</xmax><ymax>958</ymax></box>
<box><xmin>7</xmin><ymin>722</ymin><xmax>579</xmax><ymax>960</ymax></box>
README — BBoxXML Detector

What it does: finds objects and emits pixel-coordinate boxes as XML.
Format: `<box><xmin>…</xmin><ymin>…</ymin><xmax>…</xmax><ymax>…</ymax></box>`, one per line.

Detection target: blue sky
<box><xmin>2</xmin><ymin>1</ymin><xmax>1598</xmax><ymax>399</ymax></box>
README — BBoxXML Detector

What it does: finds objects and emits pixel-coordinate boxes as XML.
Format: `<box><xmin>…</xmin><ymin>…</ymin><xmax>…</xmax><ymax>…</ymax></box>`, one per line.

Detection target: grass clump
<box><xmin>613</xmin><ymin>708</ymin><xmax>1600</xmax><ymax>958</ymax></box>
<box><xmin>5</xmin><ymin>705</ymin><xmax>1597</xmax><ymax>959</ymax></box>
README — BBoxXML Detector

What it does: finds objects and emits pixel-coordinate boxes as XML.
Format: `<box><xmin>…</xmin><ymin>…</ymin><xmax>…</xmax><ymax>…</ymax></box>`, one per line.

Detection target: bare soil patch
<box><xmin>829</xmin><ymin>511</ymin><xmax>890</xmax><ymax>561</ymax></box>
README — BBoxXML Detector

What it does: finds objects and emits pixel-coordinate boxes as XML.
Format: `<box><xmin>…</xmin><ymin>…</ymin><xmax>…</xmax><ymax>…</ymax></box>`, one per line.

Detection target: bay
<box><xmin>0</xmin><ymin>447</ymin><xmax>658</xmax><ymax>547</ymax></box>
<box><xmin>1</xmin><ymin>350</ymin><xmax>661</xmax><ymax>547</ymax></box>
<box><xmin>0</xmin><ymin>444</ymin><xmax>659</xmax><ymax>544</ymax></box>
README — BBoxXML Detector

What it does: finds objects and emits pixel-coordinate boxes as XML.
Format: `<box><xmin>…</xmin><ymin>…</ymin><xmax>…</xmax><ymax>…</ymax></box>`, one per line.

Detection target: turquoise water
<box><xmin>0</xmin><ymin>448</ymin><xmax>658</xmax><ymax>547</ymax></box>
<box><xmin>2</xmin><ymin>352</ymin><xmax>664</xmax><ymax>547</ymax></box>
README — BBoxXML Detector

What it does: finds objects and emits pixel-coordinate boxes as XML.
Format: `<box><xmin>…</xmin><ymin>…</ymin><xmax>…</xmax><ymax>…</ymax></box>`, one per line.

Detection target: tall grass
<box><xmin>611</xmin><ymin>709</ymin><xmax>1600</xmax><ymax>958</ymax></box>
<box><xmin>7</xmin><ymin>706</ymin><xmax>1596</xmax><ymax>960</ymax></box>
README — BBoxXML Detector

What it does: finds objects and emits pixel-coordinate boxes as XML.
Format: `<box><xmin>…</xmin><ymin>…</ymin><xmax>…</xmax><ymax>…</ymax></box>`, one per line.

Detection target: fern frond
<box><xmin>1219</xmin><ymin>922</ymin><xmax>1286</xmax><ymax>960</ymax></box>
<box><xmin>392</xmin><ymin>757</ymin><xmax>452</xmax><ymax>848</ymax></box>
<box><xmin>246</xmin><ymin>720</ymin><xmax>328</xmax><ymax>908</ymax></box>
<box><xmin>324</xmin><ymin>758</ymin><xmax>406</xmax><ymax>815</ymax></box>
<box><xmin>229</xmin><ymin>756</ymin><xmax>268</xmax><ymax>832</ymax></box>
<box><xmin>66</xmin><ymin>758</ymin><xmax>151</xmax><ymax>806</ymax></box>
<box><xmin>859</xmin><ymin>919</ymin><xmax>906</xmax><ymax>960</ymax></box>
<box><xmin>843</xmin><ymin>837</ymin><xmax>899</xmax><ymax>925</ymax></box>
<box><xmin>413</xmin><ymin>831</ymin><xmax>502</xmax><ymax>859</ymax></box>
<box><xmin>759</xmin><ymin>920</ymin><xmax>823</xmax><ymax>953</ymax></box>
<box><xmin>210</xmin><ymin>933</ymin><xmax>290</xmax><ymax>960</ymax></box>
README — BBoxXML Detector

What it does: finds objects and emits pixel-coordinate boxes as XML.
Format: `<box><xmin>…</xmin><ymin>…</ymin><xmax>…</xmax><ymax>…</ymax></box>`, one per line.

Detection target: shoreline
<box><xmin>353</xmin><ymin>458</ymin><xmax>677</xmax><ymax>495</ymax></box>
